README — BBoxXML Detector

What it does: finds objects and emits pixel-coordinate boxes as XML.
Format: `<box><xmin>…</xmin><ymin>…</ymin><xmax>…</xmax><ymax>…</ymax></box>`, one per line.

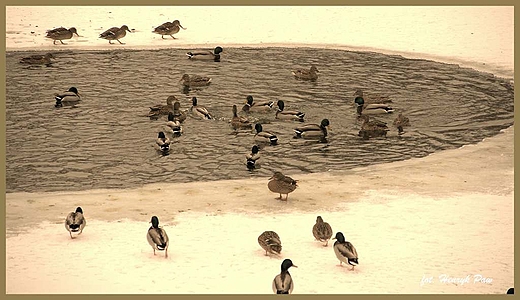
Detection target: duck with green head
<box><xmin>165</xmin><ymin>112</ymin><xmax>183</xmax><ymax>136</ymax></box>
<box><xmin>294</xmin><ymin>119</ymin><xmax>330</xmax><ymax>139</ymax></box>
<box><xmin>55</xmin><ymin>87</ymin><xmax>81</xmax><ymax>107</ymax></box>
<box><xmin>272</xmin><ymin>259</ymin><xmax>297</xmax><ymax>294</ymax></box>
<box><xmin>186</xmin><ymin>46</ymin><xmax>223</xmax><ymax>62</ymax></box>
<box><xmin>99</xmin><ymin>25</ymin><xmax>131</xmax><ymax>44</ymax></box>
<box><xmin>275</xmin><ymin>100</ymin><xmax>305</xmax><ymax>122</ymax></box>
<box><xmin>65</xmin><ymin>207</ymin><xmax>86</xmax><ymax>239</ymax></box>
<box><xmin>246</xmin><ymin>145</ymin><xmax>261</xmax><ymax>170</ymax></box>
<box><xmin>333</xmin><ymin>232</ymin><xmax>359</xmax><ymax>270</ymax></box>
<box><xmin>147</xmin><ymin>216</ymin><xmax>169</xmax><ymax>258</ymax></box>
<box><xmin>355</xmin><ymin>95</ymin><xmax>394</xmax><ymax>115</ymax></box>
<box><xmin>155</xmin><ymin>132</ymin><xmax>171</xmax><ymax>153</ymax></box>
<box><xmin>45</xmin><ymin>27</ymin><xmax>79</xmax><ymax>44</ymax></box>
<box><xmin>153</xmin><ymin>20</ymin><xmax>186</xmax><ymax>39</ymax></box>
<box><xmin>254</xmin><ymin>123</ymin><xmax>278</xmax><ymax>146</ymax></box>
<box><xmin>242</xmin><ymin>95</ymin><xmax>274</xmax><ymax>113</ymax></box>
<box><xmin>190</xmin><ymin>97</ymin><xmax>213</xmax><ymax>120</ymax></box>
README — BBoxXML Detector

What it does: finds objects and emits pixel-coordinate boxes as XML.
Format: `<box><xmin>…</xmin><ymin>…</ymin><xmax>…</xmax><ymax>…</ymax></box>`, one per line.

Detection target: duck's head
<box><xmin>75</xmin><ymin>207</ymin><xmax>83</xmax><ymax>214</ymax></box>
<box><xmin>246</xmin><ymin>95</ymin><xmax>254</xmax><ymax>106</ymax></box>
<box><xmin>180</xmin><ymin>74</ymin><xmax>190</xmax><ymax>82</ymax></box>
<box><xmin>332</xmin><ymin>232</ymin><xmax>345</xmax><ymax>243</ymax></box>
<box><xmin>69</xmin><ymin>27</ymin><xmax>79</xmax><ymax>36</ymax></box>
<box><xmin>121</xmin><ymin>25</ymin><xmax>131</xmax><ymax>32</ymax></box>
<box><xmin>320</xmin><ymin>119</ymin><xmax>330</xmax><ymax>128</ymax></box>
<box><xmin>276</xmin><ymin>100</ymin><xmax>285</xmax><ymax>111</ymax></box>
<box><xmin>310</xmin><ymin>66</ymin><xmax>319</xmax><ymax>73</ymax></box>
<box><xmin>316</xmin><ymin>216</ymin><xmax>324</xmax><ymax>223</ymax></box>
<box><xmin>232</xmin><ymin>104</ymin><xmax>239</xmax><ymax>115</ymax></box>
<box><xmin>150</xmin><ymin>216</ymin><xmax>160</xmax><ymax>228</ymax></box>
<box><xmin>45</xmin><ymin>53</ymin><xmax>55</xmax><ymax>59</ymax></box>
<box><xmin>192</xmin><ymin>97</ymin><xmax>198</xmax><ymax>106</ymax></box>
<box><xmin>269</xmin><ymin>171</ymin><xmax>285</xmax><ymax>180</ymax></box>
<box><xmin>173</xmin><ymin>20</ymin><xmax>185</xmax><ymax>29</ymax></box>
<box><xmin>166</xmin><ymin>95</ymin><xmax>176</xmax><ymax>105</ymax></box>
<box><xmin>173</xmin><ymin>101</ymin><xmax>181</xmax><ymax>110</ymax></box>
<box><xmin>251</xmin><ymin>145</ymin><xmax>259</xmax><ymax>154</ymax></box>
<box><xmin>68</xmin><ymin>87</ymin><xmax>80</xmax><ymax>97</ymax></box>
<box><xmin>214</xmin><ymin>46</ymin><xmax>223</xmax><ymax>54</ymax></box>
<box><xmin>255</xmin><ymin>123</ymin><xmax>263</xmax><ymax>133</ymax></box>
<box><xmin>281</xmin><ymin>259</ymin><xmax>297</xmax><ymax>272</ymax></box>
<box><xmin>158</xmin><ymin>132</ymin><xmax>166</xmax><ymax>139</ymax></box>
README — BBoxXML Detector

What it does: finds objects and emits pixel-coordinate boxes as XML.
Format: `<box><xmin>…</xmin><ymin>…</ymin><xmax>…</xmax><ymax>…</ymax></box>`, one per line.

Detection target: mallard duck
<box><xmin>254</xmin><ymin>123</ymin><xmax>278</xmax><ymax>145</ymax></box>
<box><xmin>272</xmin><ymin>259</ymin><xmax>297</xmax><ymax>294</ymax></box>
<box><xmin>147</xmin><ymin>216</ymin><xmax>169</xmax><ymax>258</ymax></box>
<box><xmin>358</xmin><ymin>115</ymin><xmax>389</xmax><ymax>139</ymax></box>
<box><xmin>65</xmin><ymin>207</ymin><xmax>86</xmax><ymax>239</ymax></box>
<box><xmin>54</xmin><ymin>87</ymin><xmax>81</xmax><ymax>107</ymax></box>
<box><xmin>148</xmin><ymin>95</ymin><xmax>176</xmax><ymax>118</ymax></box>
<box><xmin>275</xmin><ymin>100</ymin><xmax>305</xmax><ymax>122</ymax></box>
<box><xmin>172</xmin><ymin>101</ymin><xmax>187</xmax><ymax>123</ymax></box>
<box><xmin>353</xmin><ymin>89</ymin><xmax>392</xmax><ymax>104</ymax></box>
<box><xmin>312</xmin><ymin>216</ymin><xmax>333</xmax><ymax>246</ymax></box>
<box><xmin>155</xmin><ymin>132</ymin><xmax>171</xmax><ymax>153</ymax></box>
<box><xmin>333</xmin><ymin>232</ymin><xmax>359</xmax><ymax>270</ymax></box>
<box><xmin>268</xmin><ymin>171</ymin><xmax>298</xmax><ymax>201</ymax></box>
<box><xmin>45</xmin><ymin>27</ymin><xmax>79</xmax><ymax>44</ymax></box>
<box><xmin>294</xmin><ymin>119</ymin><xmax>330</xmax><ymax>139</ymax></box>
<box><xmin>393</xmin><ymin>113</ymin><xmax>410</xmax><ymax>135</ymax></box>
<box><xmin>180</xmin><ymin>74</ymin><xmax>212</xmax><ymax>87</ymax></box>
<box><xmin>190</xmin><ymin>97</ymin><xmax>213</xmax><ymax>120</ymax></box>
<box><xmin>19</xmin><ymin>52</ymin><xmax>54</xmax><ymax>66</ymax></box>
<box><xmin>99</xmin><ymin>25</ymin><xmax>131</xmax><ymax>44</ymax></box>
<box><xmin>242</xmin><ymin>95</ymin><xmax>274</xmax><ymax>113</ymax></box>
<box><xmin>258</xmin><ymin>230</ymin><xmax>282</xmax><ymax>256</ymax></box>
<box><xmin>292</xmin><ymin>65</ymin><xmax>319</xmax><ymax>81</ymax></box>
<box><xmin>355</xmin><ymin>96</ymin><xmax>394</xmax><ymax>115</ymax></box>
<box><xmin>165</xmin><ymin>112</ymin><xmax>183</xmax><ymax>136</ymax></box>
<box><xmin>186</xmin><ymin>46</ymin><xmax>223</xmax><ymax>62</ymax></box>
<box><xmin>152</xmin><ymin>20</ymin><xmax>186</xmax><ymax>39</ymax></box>
<box><xmin>231</xmin><ymin>104</ymin><xmax>252</xmax><ymax>130</ymax></box>
<box><xmin>246</xmin><ymin>145</ymin><xmax>260</xmax><ymax>170</ymax></box>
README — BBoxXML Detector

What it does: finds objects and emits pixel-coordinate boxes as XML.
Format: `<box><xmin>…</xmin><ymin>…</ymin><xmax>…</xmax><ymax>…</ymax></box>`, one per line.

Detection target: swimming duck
<box><xmin>254</xmin><ymin>124</ymin><xmax>278</xmax><ymax>146</ymax></box>
<box><xmin>292</xmin><ymin>65</ymin><xmax>319</xmax><ymax>81</ymax></box>
<box><xmin>275</xmin><ymin>100</ymin><xmax>305</xmax><ymax>122</ymax></box>
<box><xmin>54</xmin><ymin>87</ymin><xmax>81</xmax><ymax>107</ymax></box>
<box><xmin>258</xmin><ymin>230</ymin><xmax>282</xmax><ymax>256</ymax></box>
<box><xmin>312</xmin><ymin>216</ymin><xmax>333</xmax><ymax>247</ymax></box>
<box><xmin>19</xmin><ymin>52</ymin><xmax>54</xmax><ymax>66</ymax></box>
<box><xmin>148</xmin><ymin>95</ymin><xmax>176</xmax><ymax>119</ymax></box>
<box><xmin>355</xmin><ymin>96</ymin><xmax>394</xmax><ymax>115</ymax></box>
<box><xmin>147</xmin><ymin>216</ymin><xmax>169</xmax><ymax>258</ymax></box>
<box><xmin>242</xmin><ymin>95</ymin><xmax>274</xmax><ymax>113</ymax></box>
<box><xmin>99</xmin><ymin>25</ymin><xmax>131</xmax><ymax>44</ymax></box>
<box><xmin>268</xmin><ymin>171</ymin><xmax>298</xmax><ymax>201</ymax></box>
<box><xmin>190</xmin><ymin>97</ymin><xmax>213</xmax><ymax>120</ymax></box>
<box><xmin>333</xmin><ymin>232</ymin><xmax>359</xmax><ymax>270</ymax></box>
<box><xmin>186</xmin><ymin>46</ymin><xmax>223</xmax><ymax>62</ymax></box>
<box><xmin>45</xmin><ymin>27</ymin><xmax>79</xmax><ymax>44</ymax></box>
<box><xmin>246</xmin><ymin>145</ymin><xmax>260</xmax><ymax>170</ymax></box>
<box><xmin>294</xmin><ymin>119</ymin><xmax>330</xmax><ymax>139</ymax></box>
<box><xmin>155</xmin><ymin>132</ymin><xmax>171</xmax><ymax>153</ymax></box>
<box><xmin>393</xmin><ymin>113</ymin><xmax>410</xmax><ymax>135</ymax></box>
<box><xmin>172</xmin><ymin>101</ymin><xmax>187</xmax><ymax>123</ymax></box>
<box><xmin>358</xmin><ymin>115</ymin><xmax>389</xmax><ymax>139</ymax></box>
<box><xmin>180</xmin><ymin>74</ymin><xmax>212</xmax><ymax>87</ymax></box>
<box><xmin>353</xmin><ymin>89</ymin><xmax>392</xmax><ymax>104</ymax></box>
<box><xmin>65</xmin><ymin>207</ymin><xmax>86</xmax><ymax>239</ymax></box>
<box><xmin>231</xmin><ymin>105</ymin><xmax>252</xmax><ymax>130</ymax></box>
<box><xmin>272</xmin><ymin>259</ymin><xmax>298</xmax><ymax>294</ymax></box>
<box><xmin>152</xmin><ymin>20</ymin><xmax>186</xmax><ymax>39</ymax></box>
<box><xmin>165</xmin><ymin>112</ymin><xmax>183</xmax><ymax>136</ymax></box>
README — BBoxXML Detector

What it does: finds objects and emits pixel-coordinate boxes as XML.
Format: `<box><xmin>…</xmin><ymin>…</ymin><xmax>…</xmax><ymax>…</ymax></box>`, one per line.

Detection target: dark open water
<box><xmin>5</xmin><ymin>47</ymin><xmax>514</xmax><ymax>193</ymax></box>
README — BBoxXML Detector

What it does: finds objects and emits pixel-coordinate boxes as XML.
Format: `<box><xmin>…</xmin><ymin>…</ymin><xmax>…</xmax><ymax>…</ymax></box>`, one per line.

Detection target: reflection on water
<box><xmin>5</xmin><ymin>47</ymin><xmax>514</xmax><ymax>193</ymax></box>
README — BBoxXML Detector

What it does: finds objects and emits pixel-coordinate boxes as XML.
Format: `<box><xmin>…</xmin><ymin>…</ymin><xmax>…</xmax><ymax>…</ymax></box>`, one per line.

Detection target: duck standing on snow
<box><xmin>332</xmin><ymin>232</ymin><xmax>359</xmax><ymax>270</ymax></box>
<box><xmin>99</xmin><ymin>25</ymin><xmax>131</xmax><ymax>44</ymax></box>
<box><xmin>147</xmin><ymin>216</ymin><xmax>169</xmax><ymax>258</ymax></box>
<box><xmin>152</xmin><ymin>20</ymin><xmax>186</xmax><ymax>39</ymax></box>
<box><xmin>186</xmin><ymin>46</ymin><xmax>223</xmax><ymax>62</ymax></box>
<box><xmin>292</xmin><ymin>65</ymin><xmax>319</xmax><ymax>81</ymax></box>
<box><xmin>65</xmin><ymin>207</ymin><xmax>86</xmax><ymax>239</ymax></box>
<box><xmin>312</xmin><ymin>216</ymin><xmax>333</xmax><ymax>246</ymax></box>
<box><xmin>254</xmin><ymin>123</ymin><xmax>278</xmax><ymax>146</ymax></box>
<box><xmin>55</xmin><ymin>87</ymin><xmax>81</xmax><ymax>107</ymax></box>
<box><xmin>258</xmin><ymin>230</ymin><xmax>282</xmax><ymax>256</ymax></box>
<box><xmin>45</xmin><ymin>27</ymin><xmax>79</xmax><ymax>44</ymax></box>
<box><xmin>272</xmin><ymin>259</ymin><xmax>298</xmax><ymax>294</ymax></box>
<box><xmin>246</xmin><ymin>145</ymin><xmax>261</xmax><ymax>170</ymax></box>
<box><xmin>268</xmin><ymin>171</ymin><xmax>298</xmax><ymax>201</ymax></box>
<box><xmin>275</xmin><ymin>100</ymin><xmax>305</xmax><ymax>122</ymax></box>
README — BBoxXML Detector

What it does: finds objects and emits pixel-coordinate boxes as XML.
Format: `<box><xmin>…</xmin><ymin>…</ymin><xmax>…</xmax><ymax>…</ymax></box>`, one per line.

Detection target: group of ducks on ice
<box><xmin>65</xmin><ymin>206</ymin><xmax>357</xmax><ymax>294</ymax></box>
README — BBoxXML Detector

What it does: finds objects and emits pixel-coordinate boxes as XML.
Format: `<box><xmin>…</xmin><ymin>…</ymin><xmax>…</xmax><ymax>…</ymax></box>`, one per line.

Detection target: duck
<box><xmin>254</xmin><ymin>123</ymin><xmax>278</xmax><ymax>146</ymax></box>
<box><xmin>258</xmin><ymin>230</ymin><xmax>282</xmax><ymax>256</ymax></box>
<box><xmin>165</xmin><ymin>112</ymin><xmax>183</xmax><ymax>136</ymax></box>
<box><xmin>272</xmin><ymin>259</ymin><xmax>298</xmax><ymax>294</ymax></box>
<box><xmin>65</xmin><ymin>207</ymin><xmax>86</xmax><ymax>239</ymax></box>
<box><xmin>186</xmin><ymin>46</ymin><xmax>223</xmax><ymax>62</ymax></box>
<box><xmin>242</xmin><ymin>95</ymin><xmax>274</xmax><ymax>113</ymax></box>
<box><xmin>231</xmin><ymin>104</ymin><xmax>252</xmax><ymax>130</ymax></box>
<box><xmin>172</xmin><ymin>101</ymin><xmax>187</xmax><ymax>123</ymax></box>
<box><xmin>292</xmin><ymin>65</ymin><xmax>319</xmax><ymax>81</ymax></box>
<box><xmin>294</xmin><ymin>119</ymin><xmax>330</xmax><ymax>139</ymax></box>
<box><xmin>358</xmin><ymin>115</ymin><xmax>389</xmax><ymax>139</ymax></box>
<box><xmin>180</xmin><ymin>74</ymin><xmax>212</xmax><ymax>87</ymax></box>
<box><xmin>19</xmin><ymin>52</ymin><xmax>54</xmax><ymax>66</ymax></box>
<box><xmin>332</xmin><ymin>232</ymin><xmax>359</xmax><ymax>270</ymax></box>
<box><xmin>190</xmin><ymin>97</ymin><xmax>213</xmax><ymax>120</ymax></box>
<box><xmin>393</xmin><ymin>113</ymin><xmax>410</xmax><ymax>135</ymax></box>
<box><xmin>246</xmin><ymin>145</ymin><xmax>261</xmax><ymax>170</ymax></box>
<box><xmin>152</xmin><ymin>20</ymin><xmax>186</xmax><ymax>39</ymax></box>
<box><xmin>147</xmin><ymin>216</ymin><xmax>169</xmax><ymax>258</ymax></box>
<box><xmin>45</xmin><ymin>27</ymin><xmax>79</xmax><ymax>44</ymax></box>
<box><xmin>275</xmin><ymin>100</ymin><xmax>305</xmax><ymax>122</ymax></box>
<box><xmin>354</xmin><ymin>96</ymin><xmax>394</xmax><ymax>115</ymax></box>
<box><xmin>99</xmin><ymin>25</ymin><xmax>131</xmax><ymax>44</ymax></box>
<box><xmin>268</xmin><ymin>171</ymin><xmax>298</xmax><ymax>201</ymax></box>
<box><xmin>155</xmin><ymin>132</ymin><xmax>171</xmax><ymax>153</ymax></box>
<box><xmin>353</xmin><ymin>89</ymin><xmax>392</xmax><ymax>104</ymax></box>
<box><xmin>148</xmin><ymin>95</ymin><xmax>176</xmax><ymax>119</ymax></box>
<box><xmin>312</xmin><ymin>216</ymin><xmax>333</xmax><ymax>247</ymax></box>
<box><xmin>54</xmin><ymin>87</ymin><xmax>81</xmax><ymax>107</ymax></box>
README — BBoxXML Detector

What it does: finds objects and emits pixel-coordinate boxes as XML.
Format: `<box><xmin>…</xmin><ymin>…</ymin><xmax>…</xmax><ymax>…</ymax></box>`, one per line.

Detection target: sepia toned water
<box><xmin>5</xmin><ymin>47</ymin><xmax>514</xmax><ymax>193</ymax></box>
